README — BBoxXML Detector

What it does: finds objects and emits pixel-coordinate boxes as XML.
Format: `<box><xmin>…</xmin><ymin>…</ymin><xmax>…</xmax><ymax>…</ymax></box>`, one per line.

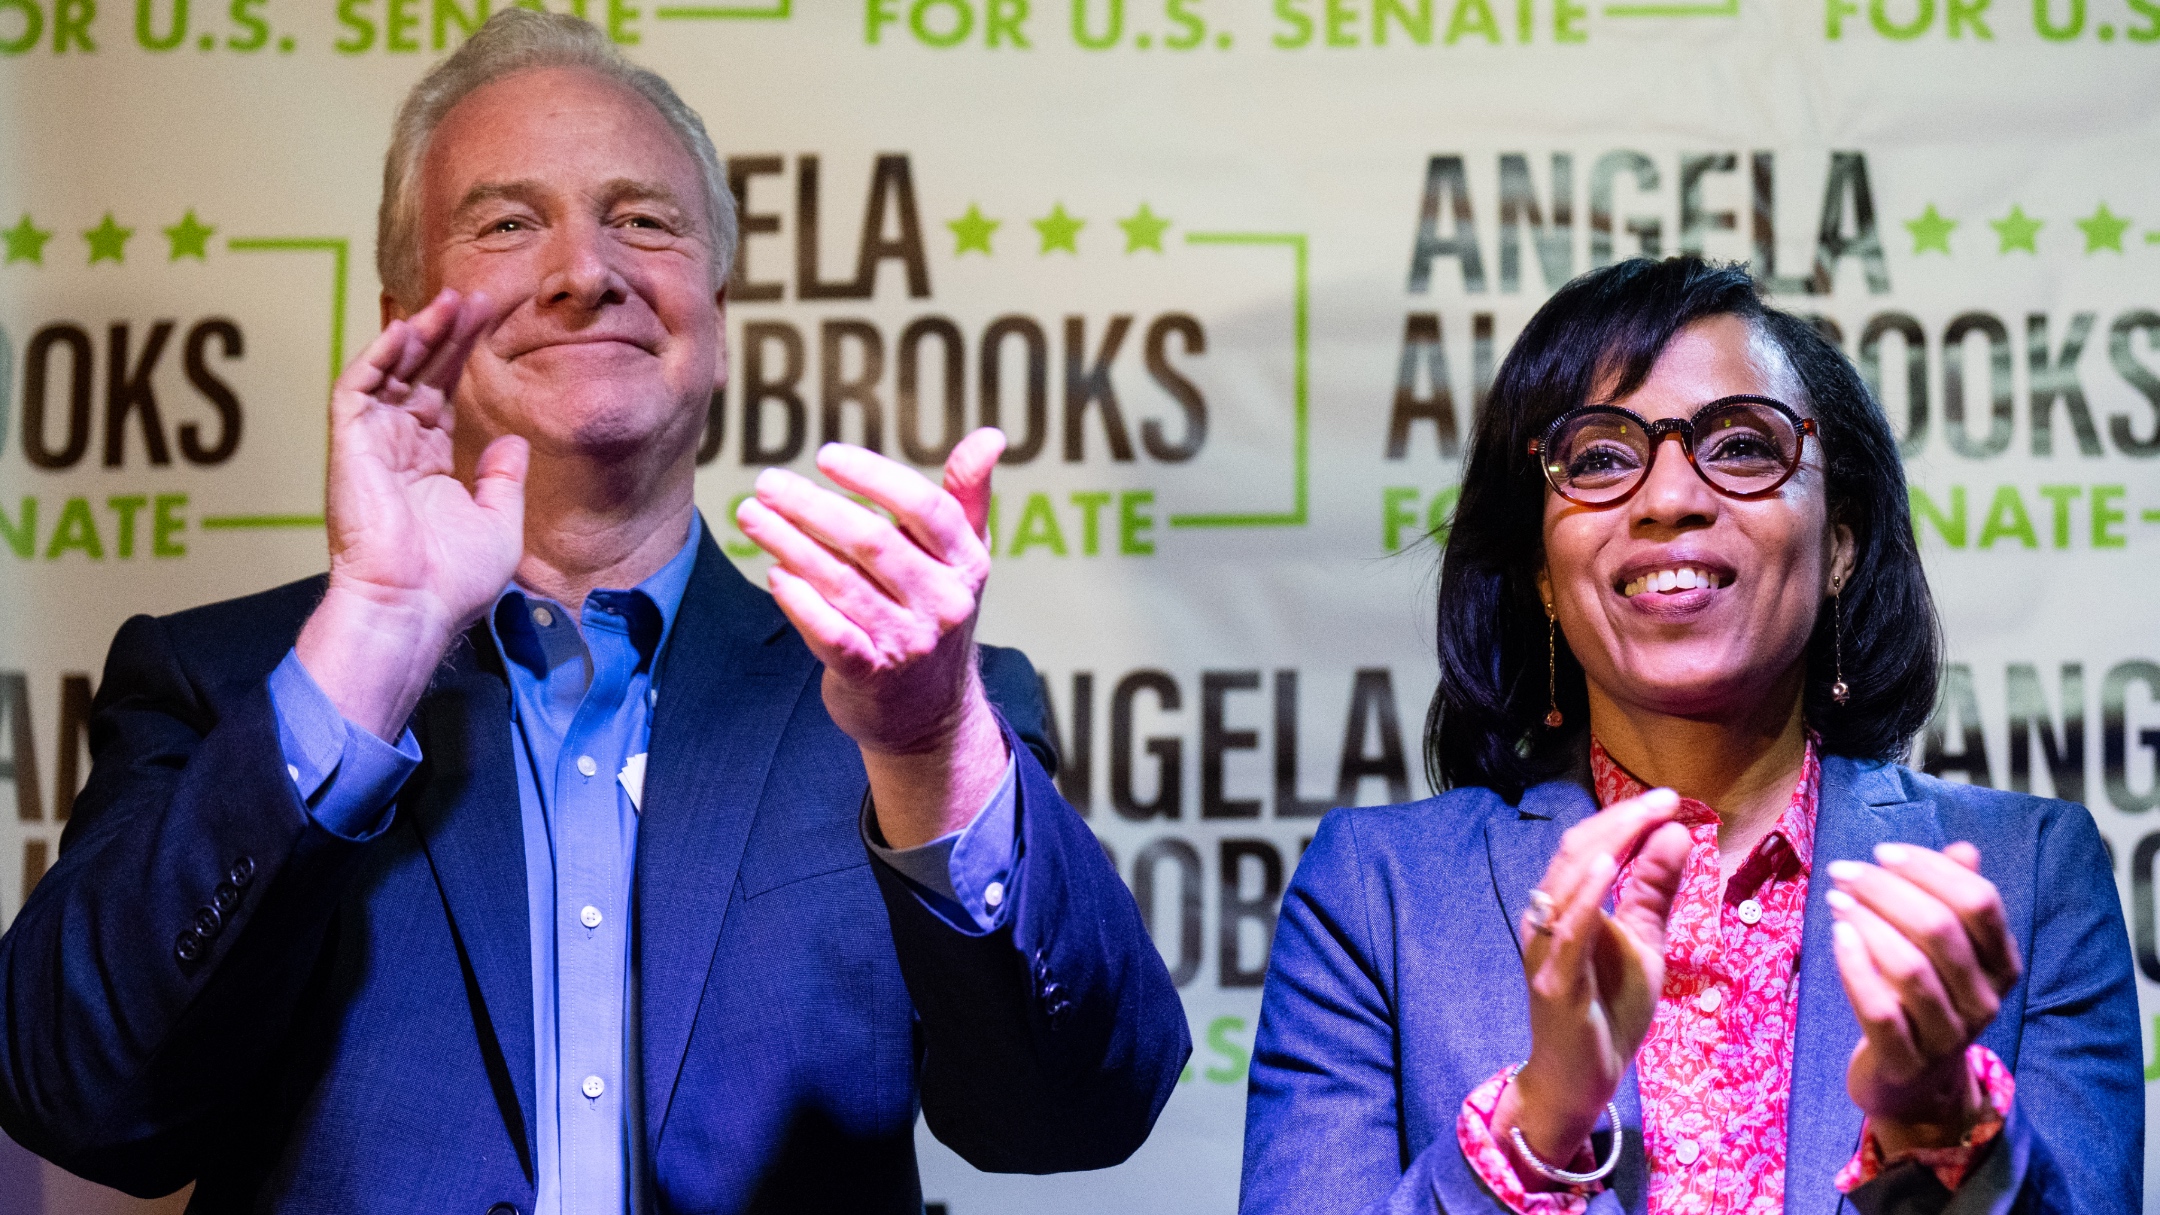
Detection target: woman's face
<box><xmin>1538</xmin><ymin>314</ymin><xmax>1853</xmax><ymax>723</ymax></box>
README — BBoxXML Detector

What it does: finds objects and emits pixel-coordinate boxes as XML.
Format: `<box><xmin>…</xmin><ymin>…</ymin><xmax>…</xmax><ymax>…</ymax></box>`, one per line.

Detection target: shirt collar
<box><xmin>1588</xmin><ymin>732</ymin><xmax>1821</xmax><ymax>877</ymax></box>
<box><xmin>486</xmin><ymin>512</ymin><xmax>704</xmax><ymax>680</ymax></box>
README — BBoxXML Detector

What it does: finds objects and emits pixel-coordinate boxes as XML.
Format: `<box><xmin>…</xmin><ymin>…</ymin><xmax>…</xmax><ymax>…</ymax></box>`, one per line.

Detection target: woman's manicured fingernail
<box><xmin>1826</xmin><ymin>888</ymin><xmax>1857</xmax><ymax>912</ymax></box>
<box><xmin>1832</xmin><ymin>920</ymin><xmax>1859</xmax><ymax>948</ymax></box>
<box><xmin>1827</xmin><ymin>860</ymin><xmax>1863</xmax><ymax>883</ymax></box>
<box><xmin>1874</xmin><ymin>843</ymin><xmax>1910</xmax><ymax>865</ymax></box>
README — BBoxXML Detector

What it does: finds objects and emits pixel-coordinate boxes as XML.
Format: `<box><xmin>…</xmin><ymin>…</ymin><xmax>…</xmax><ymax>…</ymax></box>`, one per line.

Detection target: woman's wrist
<box><xmin>1496</xmin><ymin>1058</ymin><xmax>1607</xmax><ymax>1188</ymax></box>
<box><xmin>1866</xmin><ymin>1054</ymin><xmax>1988</xmax><ymax>1156</ymax></box>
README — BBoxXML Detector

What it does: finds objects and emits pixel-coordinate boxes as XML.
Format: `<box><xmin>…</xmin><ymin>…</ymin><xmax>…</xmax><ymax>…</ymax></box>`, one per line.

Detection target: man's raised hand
<box><xmin>295</xmin><ymin>289</ymin><xmax>528</xmax><ymax>740</ymax></box>
<box><xmin>736</xmin><ymin>430</ymin><xmax>1009</xmax><ymax>849</ymax></box>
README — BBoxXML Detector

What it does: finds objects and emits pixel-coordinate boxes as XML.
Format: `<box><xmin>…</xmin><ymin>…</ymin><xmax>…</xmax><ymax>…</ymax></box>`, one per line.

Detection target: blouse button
<box><xmin>1696</xmin><ymin>987</ymin><xmax>1722</xmax><ymax>1014</ymax></box>
<box><xmin>1673</xmin><ymin>1139</ymin><xmax>1701</xmax><ymax>1165</ymax></box>
<box><xmin>1737</xmin><ymin>898</ymin><xmax>1764</xmax><ymax>925</ymax></box>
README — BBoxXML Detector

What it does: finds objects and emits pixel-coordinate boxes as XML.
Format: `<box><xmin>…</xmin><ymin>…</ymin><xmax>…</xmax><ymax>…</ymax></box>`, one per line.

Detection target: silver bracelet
<box><xmin>1503</xmin><ymin>1064</ymin><xmax>1624</xmax><ymax>1186</ymax></box>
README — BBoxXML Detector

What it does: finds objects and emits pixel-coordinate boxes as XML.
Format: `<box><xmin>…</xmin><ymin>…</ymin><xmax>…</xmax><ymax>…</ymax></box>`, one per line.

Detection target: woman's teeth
<box><xmin>1621</xmin><ymin>567</ymin><xmax>1726</xmax><ymax>598</ymax></box>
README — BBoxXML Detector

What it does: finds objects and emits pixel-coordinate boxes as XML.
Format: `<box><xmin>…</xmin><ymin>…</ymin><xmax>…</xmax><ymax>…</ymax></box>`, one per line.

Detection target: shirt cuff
<box><xmin>1457</xmin><ymin>1067</ymin><xmax>1598</xmax><ymax>1215</ymax></box>
<box><xmin>267</xmin><ymin>649</ymin><xmax>421</xmax><ymax>841</ymax></box>
<box><xmin>1834</xmin><ymin>1044</ymin><xmax>2016</xmax><ymax>1195</ymax></box>
<box><xmin>862</xmin><ymin>751</ymin><xmax>1019</xmax><ymax>932</ymax></box>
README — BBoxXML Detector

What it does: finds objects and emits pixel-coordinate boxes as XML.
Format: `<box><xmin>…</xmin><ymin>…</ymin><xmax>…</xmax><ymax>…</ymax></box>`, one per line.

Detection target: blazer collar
<box><xmin>1484</xmin><ymin>780</ymin><xmax>1653</xmax><ymax>1212</ymax></box>
<box><xmin>1785</xmin><ymin>754</ymin><xmax>1942</xmax><ymax>1214</ymax></box>
<box><xmin>408</xmin><ymin>627</ymin><xmax>540</xmax><ymax>1181</ymax></box>
<box><xmin>634</xmin><ymin>529</ymin><xmax>816</xmax><ymax>1146</ymax></box>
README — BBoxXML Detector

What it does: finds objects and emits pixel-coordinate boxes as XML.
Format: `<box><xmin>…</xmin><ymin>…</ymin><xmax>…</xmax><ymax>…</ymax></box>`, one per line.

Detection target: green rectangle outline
<box><xmin>1602</xmin><ymin>0</ymin><xmax>1736</xmax><ymax>15</ymax></box>
<box><xmin>222</xmin><ymin>236</ymin><xmax>346</xmax><ymax>534</ymax></box>
<box><xmin>1169</xmin><ymin>232</ymin><xmax>1309</xmax><ymax>530</ymax></box>
<box><xmin>655</xmin><ymin>0</ymin><xmax>789</xmax><ymax>19</ymax></box>
<box><xmin>227</xmin><ymin>236</ymin><xmax>349</xmax><ymax>398</ymax></box>
<box><xmin>200</xmin><ymin>514</ymin><xmax>326</xmax><ymax>530</ymax></box>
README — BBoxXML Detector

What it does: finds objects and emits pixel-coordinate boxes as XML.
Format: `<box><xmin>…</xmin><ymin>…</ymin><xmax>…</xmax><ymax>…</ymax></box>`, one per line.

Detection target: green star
<box><xmin>1117</xmin><ymin>203</ymin><xmax>1172</xmax><ymax>254</ymax></box>
<box><xmin>83</xmin><ymin>212</ymin><xmax>133</xmax><ymax>265</ymax></box>
<box><xmin>1032</xmin><ymin>203</ymin><xmax>1084</xmax><ymax>255</ymax></box>
<box><xmin>946</xmin><ymin>204</ymin><xmax>999</xmax><ymax>256</ymax></box>
<box><xmin>163</xmin><ymin>208</ymin><xmax>215</xmax><ymax>261</ymax></box>
<box><xmin>2075</xmin><ymin>203</ymin><xmax>2131</xmax><ymax>254</ymax></box>
<box><xmin>1904</xmin><ymin>204</ymin><xmax>1956</xmax><ymax>255</ymax></box>
<box><xmin>1989</xmin><ymin>205</ymin><xmax>2042</xmax><ymax>255</ymax></box>
<box><xmin>3</xmin><ymin>213</ymin><xmax>51</xmax><ymax>265</ymax></box>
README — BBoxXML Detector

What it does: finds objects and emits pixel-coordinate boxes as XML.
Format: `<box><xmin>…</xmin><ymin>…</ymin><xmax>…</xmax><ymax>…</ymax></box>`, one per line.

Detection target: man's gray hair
<box><xmin>376</xmin><ymin>8</ymin><xmax>738</xmax><ymax>308</ymax></box>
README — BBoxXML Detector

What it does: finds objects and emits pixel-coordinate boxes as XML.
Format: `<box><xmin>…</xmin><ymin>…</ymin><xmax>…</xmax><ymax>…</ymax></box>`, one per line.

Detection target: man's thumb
<box><xmin>473</xmin><ymin>434</ymin><xmax>530</xmax><ymax>519</ymax></box>
<box><xmin>942</xmin><ymin>427</ymin><xmax>1006</xmax><ymax>541</ymax></box>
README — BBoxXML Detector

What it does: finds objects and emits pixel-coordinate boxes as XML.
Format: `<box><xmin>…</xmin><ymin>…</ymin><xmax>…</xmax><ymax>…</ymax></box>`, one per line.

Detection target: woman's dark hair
<box><xmin>1425</xmin><ymin>256</ymin><xmax>1941</xmax><ymax>801</ymax></box>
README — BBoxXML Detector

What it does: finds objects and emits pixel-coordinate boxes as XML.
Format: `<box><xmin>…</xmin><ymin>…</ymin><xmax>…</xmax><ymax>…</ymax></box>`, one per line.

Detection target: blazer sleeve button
<box><xmin>174</xmin><ymin>930</ymin><xmax>204</xmax><ymax>963</ymax></box>
<box><xmin>485</xmin><ymin>1203</ymin><xmax>521</xmax><ymax>1215</ymax></box>
<box><xmin>228</xmin><ymin>856</ymin><xmax>256</xmax><ymax>887</ymax></box>
<box><xmin>193</xmin><ymin>907</ymin><xmax>223</xmax><ymax>938</ymax></box>
<box><xmin>211</xmin><ymin>882</ymin><xmax>241</xmax><ymax>912</ymax></box>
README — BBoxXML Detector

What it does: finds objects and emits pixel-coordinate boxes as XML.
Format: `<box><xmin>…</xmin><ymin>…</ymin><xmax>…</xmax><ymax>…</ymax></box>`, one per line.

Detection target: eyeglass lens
<box><xmin>1545</xmin><ymin>401</ymin><xmax>1802</xmax><ymax>504</ymax></box>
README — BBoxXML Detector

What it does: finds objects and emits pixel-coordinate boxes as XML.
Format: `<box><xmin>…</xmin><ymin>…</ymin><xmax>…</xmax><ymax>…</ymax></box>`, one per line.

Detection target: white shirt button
<box><xmin>531</xmin><ymin>606</ymin><xmax>554</xmax><ymax>628</ymax></box>
<box><xmin>1737</xmin><ymin>898</ymin><xmax>1764</xmax><ymax>925</ymax></box>
<box><xmin>577</xmin><ymin>755</ymin><xmax>598</xmax><ymax>777</ymax></box>
<box><xmin>1697</xmin><ymin>987</ymin><xmax>1722</xmax><ymax>1014</ymax></box>
<box><xmin>983</xmin><ymin>881</ymin><xmax>1005</xmax><ymax>908</ymax></box>
<box><xmin>581</xmin><ymin>1074</ymin><xmax>605</xmax><ymax>1099</ymax></box>
<box><xmin>1673</xmin><ymin>1139</ymin><xmax>1701</xmax><ymax>1165</ymax></box>
<box><xmin>580</xmin><ymin>905</ymin><xmax>603</xmax><ymax>929</ymax></box>
<box><xmin>287</xmin><ymin>764</ymin><xmax>300</xmax><ymax>783</ymax></box>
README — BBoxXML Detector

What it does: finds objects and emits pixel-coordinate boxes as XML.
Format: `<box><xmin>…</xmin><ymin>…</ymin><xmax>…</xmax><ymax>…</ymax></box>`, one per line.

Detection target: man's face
<box><xmin>407</xmin><ymin>65</ymin><xmax>724</xmax><ymax>470</ymax></box>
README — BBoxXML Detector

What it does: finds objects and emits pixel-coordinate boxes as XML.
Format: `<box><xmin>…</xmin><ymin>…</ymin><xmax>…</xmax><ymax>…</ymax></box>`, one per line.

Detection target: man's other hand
<box><xmin>296</xmin><ymin>289</ymin><xmax>529</xmax><ymax>741</ymax></box>
<box><xmin>737</xmin><ymin>429</ymin><xmax>1009</xmax><ymax>849</ymax></box>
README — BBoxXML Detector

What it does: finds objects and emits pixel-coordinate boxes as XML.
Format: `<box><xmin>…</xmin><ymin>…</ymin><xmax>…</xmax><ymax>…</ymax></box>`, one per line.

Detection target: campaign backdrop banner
<box><xmin>1</xmin><ymin>1</ymin><xmax>2156</xmax><ymax>1210</ymax></box>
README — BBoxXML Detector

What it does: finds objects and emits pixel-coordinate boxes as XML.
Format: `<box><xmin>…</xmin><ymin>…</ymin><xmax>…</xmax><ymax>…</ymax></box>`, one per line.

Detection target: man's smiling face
<box><xmin>412</xmin><ymin>64</ymin><xmax>725</xmax><ymax>470</ymax></box>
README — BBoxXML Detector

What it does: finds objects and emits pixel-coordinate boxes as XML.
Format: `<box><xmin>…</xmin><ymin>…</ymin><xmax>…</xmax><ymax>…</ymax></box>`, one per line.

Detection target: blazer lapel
<box><xmin>1484</xmin><ymin>782</ymin><xmax>1653</xmax><ymax>1214</ymax></box>
<box><xmin>407</xmin><ymin>627</ymin><xmax>538</xmax><ymax>1178</ymax></box>
<box><xmin>1784</xmin><ymin>755</ymin><xmax>1946</xmax><ymax>1214</ymax></box>
<box><xmin>635</xmin><ymin>534</ymin><xmax>815</xmax><ymax>1143</ymax></box>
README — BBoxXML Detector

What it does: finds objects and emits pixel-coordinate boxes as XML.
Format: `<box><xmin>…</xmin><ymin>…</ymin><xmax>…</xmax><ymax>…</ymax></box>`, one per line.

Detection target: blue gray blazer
<box><xmin>0</xmin><ymin>532</ymin><xmax>1189</xmax><ymax>1213</ymax></box>
<box><xmin>1240</xmin><ymin>755</ymin><xmax>2140</xmax><ymax>1215</ymax></box>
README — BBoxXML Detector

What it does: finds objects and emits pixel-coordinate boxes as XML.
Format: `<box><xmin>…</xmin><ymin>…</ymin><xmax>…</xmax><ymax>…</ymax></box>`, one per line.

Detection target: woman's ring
<box><xmin>1526</xmin><ymin>889</ymin><xmax>1556</xmax><ymax>934</ymax></box>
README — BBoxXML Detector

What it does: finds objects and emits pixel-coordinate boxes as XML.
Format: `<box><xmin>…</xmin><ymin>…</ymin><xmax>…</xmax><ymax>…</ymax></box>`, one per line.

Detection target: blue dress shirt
<box><xmin>265</xmin><ymin>513</ymin><xmax>1018</xmax><ymax>1215</ymax></box>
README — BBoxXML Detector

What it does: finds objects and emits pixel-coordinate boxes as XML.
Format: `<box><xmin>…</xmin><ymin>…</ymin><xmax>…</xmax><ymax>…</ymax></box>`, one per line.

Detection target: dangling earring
<box><xmin>1830</xmin><ymin>575</ymin><xmax>1850</xmax><ymax>706</ymax></box>
<box><xmin>1544</xmin><ymin>606</ymin><xmax>1565</xmax><ymax>728</ymax></box>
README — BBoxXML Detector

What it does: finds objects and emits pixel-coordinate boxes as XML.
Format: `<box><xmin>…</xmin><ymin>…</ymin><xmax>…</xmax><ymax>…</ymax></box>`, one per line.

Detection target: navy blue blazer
<box><xmin>0</xmin><ymin>532</ymin><xmax>1189</xmax><ymax>1213</ymax></box>
<box><xmin>1241</xmin><ymin>755</ymin><xmax>2140</xmax><ymax>1215</ymax></box>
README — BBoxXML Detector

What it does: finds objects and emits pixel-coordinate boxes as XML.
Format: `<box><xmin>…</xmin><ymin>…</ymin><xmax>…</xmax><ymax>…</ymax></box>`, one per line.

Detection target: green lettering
<box><xmin>1373</xmin><ymin>0</ymin><xmax>1429</xmax><ymax>41</ymax></box>
<box><xmin>607</xmin><ymin>0</ymin><xmax>637</xmax><ymax>42</ymax></box>
<box><xmin>44</xmin><ymin>497</ymin><xmax>103</xmax><ymax>560</ymax></box>
<box><xmin>1869</xmin><ymin>0</ymin><xmax>1933</xmax><ymax>37</ymax></box>
<box><xmin>135</xmin><ymin>0</ymin><xmax>186</xmax><ymax>51</ymax></box>
<box><xmin>1910</xmin><ymin>485</ymin><xmax>1967</xmax><ymax>549</ymax></box>
<box><xmin>2032</xmin><ymin>0</ymin><xmax>2082</xmax><ymax>38</ymax></box>
<box><xmin>1325</xmin><ymin>0</ymin><xmax>1357</xmax><ymax>44</ymax></box>
<box><xmin>1009</xmin><ymin>493</ymin><xmax>1068</xmax><ymax>556</ymax></box>
<box><xmin>152</xmin><ymin>493</ymin><xmax>187</xmax><ymax>557</ymax></box>
<box><xmin>432</xmin><ymin>0</ymin><xmax>485</xmax><ymax>48</ymax></box>
<box><xmin>1382</xmin><ymin>487</ymin><xmax>1419</xmax><ymax>552</ymax></box>
<box><xmin>1443</xmin><ymin>0</ymin><xmax>1500</xmax><ymax>44</ymax></box>
<box><xmin>1977</xmin><ymin>484</ymin><xmax>2037</xmax><ymax>549</ymax></box>
<box><xmin>107</xmin><ymin>495</ymin><xmax>147</xmax><ymax>558</ymax></box>
<box><xmin>1204</xmin><ymin>1015</ymin><xmax>1250</xmax><ymax>1084</ymax></box>
<box><xmin>0</xmin><ymin>497</ymin><xmax>34</xmax><ymax>558</ymax></box>
<box><xmin>1118</xmin><ymin>490</ymin><xmax>1155</xmax><ymax>556</ymax></box>
<box><xmin>386</xmin><ymin>0</ymin><xmax>419</xmax><ymax>49</ymax></box>
<box><xmin>1425</xmin><ymin>484</ymin><xmax>1459</xmax><ymax>543</ymax></box>
<box><xmin>1945</xmin><ymin>0</ymin><xmax>1991</xmax><ymax>35</ymax></box>
<box><xmin>335</xmin><ymin>0</ymin><xmax>375</xmax><ymax>52</ymax></box>
<box><xmin>2091</xmin><ymin>484</ymin><xmax>2126</xmax><ymax>548</ymax></box>
<box><xmin>2036</xmin><ymin>484</ymin><xmax>2079</xmax><ymax>548</ymax></box>
<box><xmin>1273</xmin><ymin>0</ymin><xmax>1313</xmax><ymax>45</ymax></box>
<box><xmin>1071</xmin><ymin>491</ymin><xmax>1111</xmax><ymax>555</ymax></box>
